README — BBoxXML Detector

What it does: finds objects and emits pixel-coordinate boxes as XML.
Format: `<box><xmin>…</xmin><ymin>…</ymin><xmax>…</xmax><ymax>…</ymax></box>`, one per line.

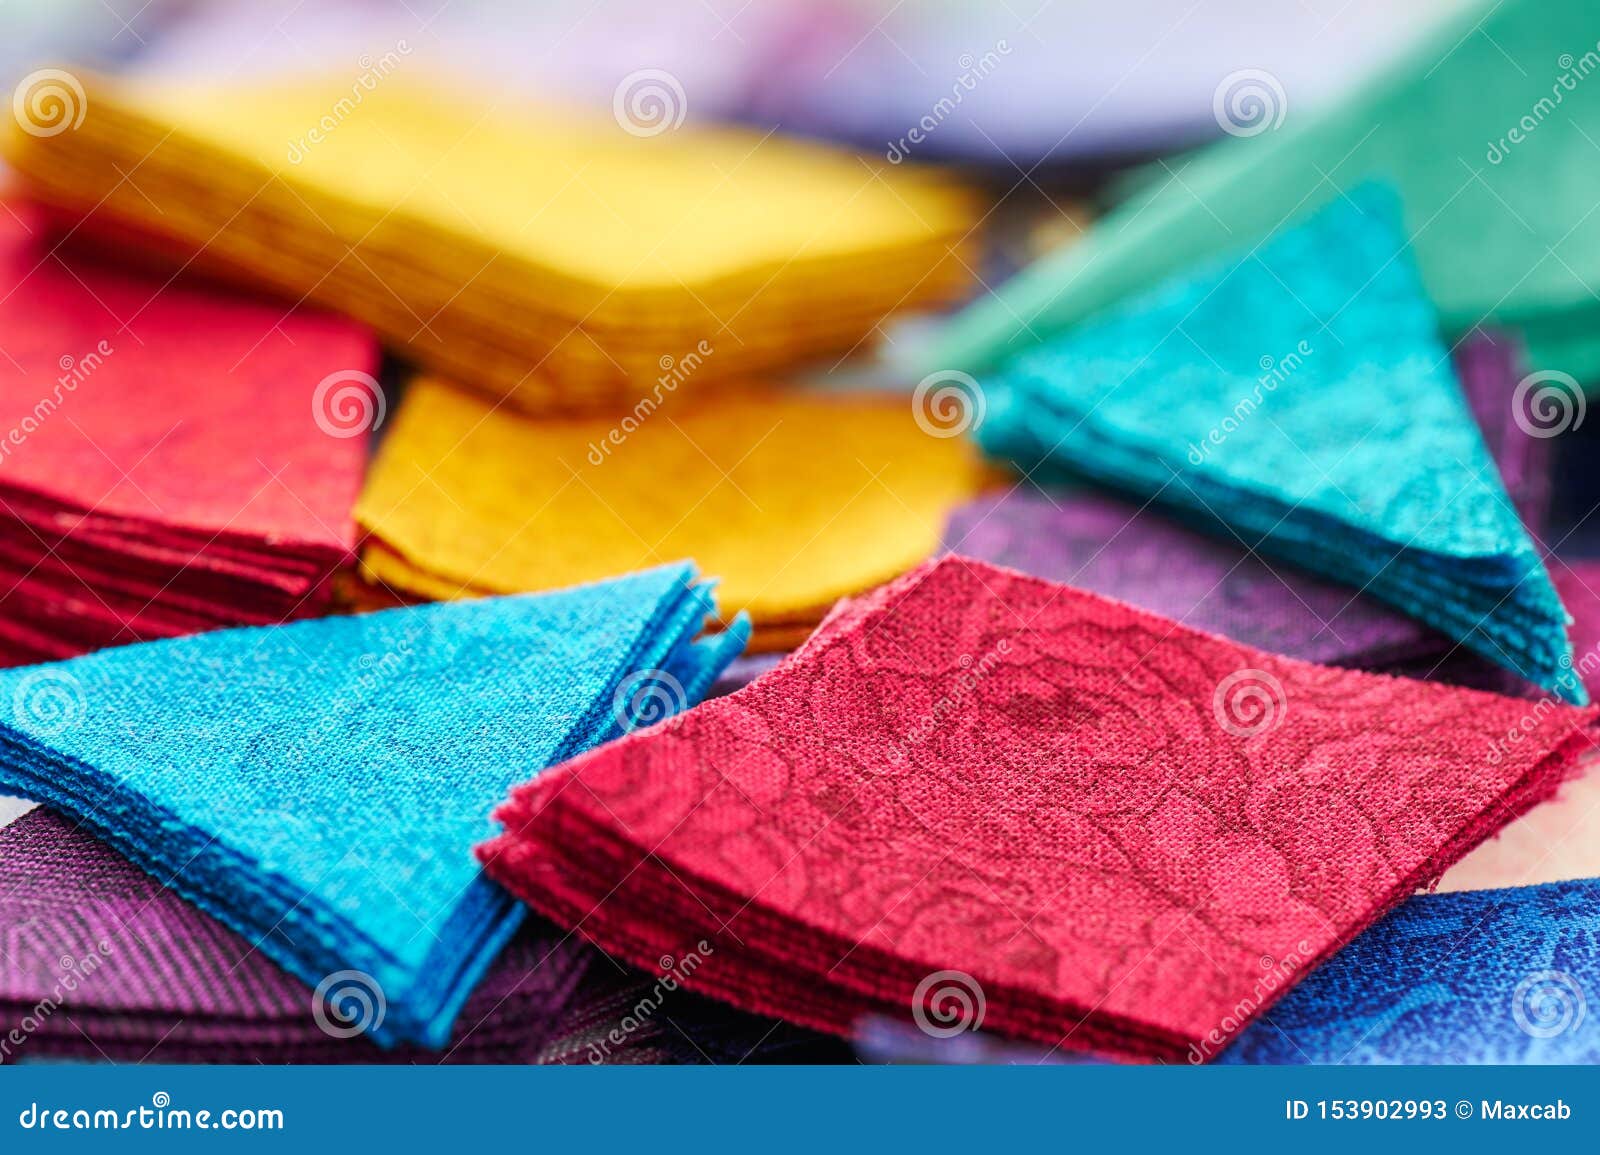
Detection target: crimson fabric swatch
<box><xmin>0</xmin><ymin>809</ymin><xmax>589</xmax><ymax>1064</ymax></box>
<box><xmin>480</xmin><ymin>556</ymin><xmax>1597</xmax><ymax>1062</ymax></box>
<box><xmin>0</xmin><ymin>201</ymin><xmax>374</xmax><ymax>664</ymax></box>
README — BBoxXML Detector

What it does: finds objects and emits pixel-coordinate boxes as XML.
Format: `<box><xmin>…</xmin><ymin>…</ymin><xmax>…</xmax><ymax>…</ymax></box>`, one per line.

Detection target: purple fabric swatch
<box><xmin>535</xmin><ymin>958</ymin><xmax>850</xmax><ymax>1066</ymax></box>
<box><xmin>944</xmin><ymin>332</ymin><xmax>1545</xmax><ymax>672</ymax></box>
<box><xmin>0</xmin><ymin>809</ymin><xmax>590</xmax><ymax>1064</ymax></box>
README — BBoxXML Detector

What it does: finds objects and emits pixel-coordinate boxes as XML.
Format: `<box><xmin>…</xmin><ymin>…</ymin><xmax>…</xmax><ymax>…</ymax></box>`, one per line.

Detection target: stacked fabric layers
<box><xmin>975</xmin><ymin>191</ymin><xmax>1577</xmax><ymax>698</ymax></box>
<box><xmin>0</xmin><ymin>808</ymin><xmax>593</xmax><ymax>1063</ymax></box>
<box><xmin>0</xmin><ymin>203</ymin><xmax>373</xmax><ymax>665</ymax></box>
<box><xmin>479</xmin><ymin>556</ymin><xmax>1597</xmax><ymax>1062</ymax></box>
<box><xmin>0</xmin><ymin>565</ymin><xmax>746</xmax><ymax>1047</ymax></box>
<box><xmin>948</xmin><ymin>332</ymin><xmax>1547</xmax><ymax>677</ymax></box>
<box><xmin>925</xmin><ymin>0</ymin><xmax>1600</xmax><ymax>382</ymax></box>
<box><xmin>854</xmin><ymin>880</ymin><xmax>1600</xmax><ymax>1066</ymax></box>
<box><xmin>352</xmin><ymin>380</ymin><xmax>983</xmax><ymax>650</ymax></box>
<box><xmin>533</xmin><ymin>955</ymin><xmax>850</xmax><ymax>1066</ymax></box>
<box><xmin>1220</xmin><ymin>880</ymin><xmax>1600</xmax><ymax>1064</ymax></box>
<box><xmin>6</xmin><ymin>72</ymin><xmax>977</xmax><ymax>414</ymax></box>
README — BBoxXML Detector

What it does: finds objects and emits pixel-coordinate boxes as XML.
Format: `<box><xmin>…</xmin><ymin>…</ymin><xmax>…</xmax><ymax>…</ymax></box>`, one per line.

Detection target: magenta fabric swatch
<box><xmin>0</xmin><ymin>809</ymin><xmax>589</xmax><ymax>1064</ymax></box>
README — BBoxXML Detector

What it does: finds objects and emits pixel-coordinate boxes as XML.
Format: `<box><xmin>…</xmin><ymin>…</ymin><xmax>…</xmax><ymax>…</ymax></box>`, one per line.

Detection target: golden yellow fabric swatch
<box><xmin>352</xmin><ymin>379</ymin><xmax>983</xmax><ymax>648</ymax></box>
<box><xmin>8</xmin><ymin>71</ymin><xmax>977</xmax><ymax>414</ymax></box>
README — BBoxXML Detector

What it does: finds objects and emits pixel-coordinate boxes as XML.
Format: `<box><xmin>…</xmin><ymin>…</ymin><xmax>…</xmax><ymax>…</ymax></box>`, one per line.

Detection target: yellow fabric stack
<box><xmin>351</xmin><ymin>379</ymin><xmax>984</xmax><ymax>649</ymax></box>
<box><xmin>7</xmin><ymin>72</ymin><xmax>978</xmax><ymax>414</ymax></box>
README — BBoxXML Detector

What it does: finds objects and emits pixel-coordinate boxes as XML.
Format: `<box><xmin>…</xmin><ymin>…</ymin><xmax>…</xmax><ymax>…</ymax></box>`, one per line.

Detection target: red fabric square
<box><xmin>480</xmin><ymin>555</ymin><xmax>1598</xmax><ymax>1061</ymax></box>
<box><xmin>0</xmin><ymin>202</ymin><xmax>376</xmax><ymax>660</ymax></box>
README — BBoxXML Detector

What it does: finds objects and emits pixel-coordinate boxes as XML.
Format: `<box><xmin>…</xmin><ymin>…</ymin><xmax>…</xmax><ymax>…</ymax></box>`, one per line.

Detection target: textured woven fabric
<box><xmin>534</xmin><ymin>955</ymin><xmax>849</xmax><ymax>1066</ymax></box>
<box><xmin>975</xmin><ymin>191</ymin><xmax>1576</xmax><ymax>699</ymax></box>
<box><xmin>1424</xmin><ymin>559</ymin><xmax>1600</xmax><ymax>892</ymax></box>
<box><xmin>0</xmin><ymin>808</ymin><xmax>591</xmax><ymax>1064</ymax></box>
<box><xmin>0</xmin><ymin>565</ymin><xmax>746</xmax><ymax>1047</ymax></box>
<box><xmin>0</xmin><ymin>201</ymin><xmax>374</xmax><ymax>666</ymax></box>
<box><xmin>924</xmin><ymin>0</ymin><xmax>1600</xmax><ymax>380</ymax></box>
<box><xmin>353</xmin><ymin>380</ymin><xmax>981</xmax><ymax>650</ymax></box>
<box><xmin>947</xmin><ymin>332</ymin><xmax>1546</xmax><ymax>675</ymax></box>
<box><xmin>1220</xmin><ymin>880</ymin><xmax>1600</xmax><ymax>1064</ymax></box>
<box><xmin>7</xmin><ymin>73</ymin><xmax>974</xmax><ymax>414</ymax></box>
<box><xmin>479</xmin><ymin>555</ymin><xmax>1595</xmax><ymax>1061</ymax></box>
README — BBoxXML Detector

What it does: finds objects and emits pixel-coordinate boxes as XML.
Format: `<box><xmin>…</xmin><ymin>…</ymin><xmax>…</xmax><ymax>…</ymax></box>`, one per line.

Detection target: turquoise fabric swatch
<box><xmin>924</xmin><ymin>0</ymin><xmax>1600</xmax><ymax>383</ymax></box>
<box><xmin>977</xmin><ymin>189</ymin><xmax>1577</xmax><ymax>699</ymax></box>
<box><xmin>0</xmin><ymin>564</ymin><xmax>747</xmax><ymax>1047</ymax></box>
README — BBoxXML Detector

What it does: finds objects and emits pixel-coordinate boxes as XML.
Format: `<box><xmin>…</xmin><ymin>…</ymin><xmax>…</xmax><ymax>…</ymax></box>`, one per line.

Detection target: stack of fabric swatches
<box><xmin>4</xmin><ymin>72</ymin><xmax>977</xmax><ymax>414</ymax></box>
<box><xmin>863</xmin><ymin>876</ymin><xmax>1600</xmax><ymax>1067</ymax></box>
<box><xmin>946</xmin><ymin>332</ymin><xmax>1547</xmax><ymax>679</ymax></box>
<box><xmin>0</xmin><ymin>806</ymin><xmax>593</xmax><ymax>1063</ymax></box>
<box><xmin>0</xmin><ymin>565</ymin><xmax>745</xmax><ymax>1046</ymax></box>
<box><xmin>973</xmin><ymin>190</ymin><xmax>1577</xmax><ymax>699</ymax></box>
<box><xmin>1222</xmin><ymin>880</ymin><xmax>1600</xmax><ymax>1064</ymax></box>
<box><xmin>5</xmin><ymin>0</ymin><xmax>1600</xmax><ymax>1076</ymax></box>
<box><xmin>479</xmin><ymin>556</ymin><xmax>1596</xmax><ymax>1062</ymax></box>
<box><xmin>924</xmin><ymin>0</ymin><xmax>1600</xmax><ymax>381</ymax></box>
<box><xmin>0</xmin><ymin>203</ymin><xmax>373</xmax><ymax>665</ymax></box>
<box><xmin>352</xmin><ymin>379</ymin><xmax>982</xmax><ymax>650</ymax></box>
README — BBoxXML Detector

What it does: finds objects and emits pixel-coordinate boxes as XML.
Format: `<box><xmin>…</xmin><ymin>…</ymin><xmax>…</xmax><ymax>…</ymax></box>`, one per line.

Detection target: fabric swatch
<box><xmin>1220</xmin><ymin>879</ymin><xmax>1600</xmax><ymax>1064</ymax></box>
<box><xmin>479</xmin><ymin>555</ymin><xmax>1595</xmax><ymax>1061</ymax></box>
<box><xmin>924</xmin><ymin>0</ymin><xmax>1600</xmax><ymax>381</ymax></box>
<box><xmin>533</xmin><ymin>953</ymin><xmax>849</xmax><ymax>1066</ymax></box>
<box><xmin>0</xmin><ymin>808</ymin><xmax>591</xmax><ymax>1064</ymax></box>
<box><xmin>0</xmin><ymin>201</ymin><xmax>374</xmax><ymax>666</ymax></box>
<box><xmin>973</xmin><ymin>191</ymin><xmax>1577</xmax><ymax>699</ymax></box>
<box><xmin>352</xmin><ymin>379</ymin><xmax>982</xmax><ymax>650</ymax></box>
<box><xmin>945</xmin><ymin>331</ymin><xmax>1548</xmax><ymax>676</ymax></box>
<box><xmin>0</xmin><ymin>565</ymin><xmax>746</xmax><ymax>1047</ymax></box>
<box><xmin>7</xmin><ymin>72</ymin><xmax>976</xmax><ymax>414</ymax></box>
<box><xmin>1427</xmin><ymin>559</ymin><xmax>1600</xmax><ymax>893</ymax></box>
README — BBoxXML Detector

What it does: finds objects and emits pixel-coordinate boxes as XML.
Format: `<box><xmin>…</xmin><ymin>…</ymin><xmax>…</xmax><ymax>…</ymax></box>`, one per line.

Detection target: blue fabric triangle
<box><xmin>0</xmin><ymin>563</ymin><xmax>748</xmax><ymax>1047</ymax></box>
<box><xmin>1220</xmin><ymin>879</ymin><xmax>1600</xmax><ymax>1064</ymax></box>
<box><xmin>978</xmin><ymin>188</ymin><xmax>1578</xmax><ymax>700</ymax></box>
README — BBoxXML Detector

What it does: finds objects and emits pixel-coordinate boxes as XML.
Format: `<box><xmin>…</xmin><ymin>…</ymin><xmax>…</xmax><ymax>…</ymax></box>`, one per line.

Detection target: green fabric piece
<box><xmin>925</xmin><ymin>0</ymin><xmax>1600</xmax><ymax>385</ymax></box>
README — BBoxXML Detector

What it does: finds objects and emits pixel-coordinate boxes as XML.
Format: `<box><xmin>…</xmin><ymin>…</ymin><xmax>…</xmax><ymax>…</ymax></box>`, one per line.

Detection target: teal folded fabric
<box><xmin>925</xmin><ymin>0</ymin><xmax>1600</xmax><ymax>383</ymax></box>
<box><xmin>0</xmin><ymin>564</ymin><xmax>747</xmax><ymax>1047</ymax></box>
<box><xmin>976</xmin><ymin>189</ymin><xmax>1577</xmax><ymax>699</ymax></box>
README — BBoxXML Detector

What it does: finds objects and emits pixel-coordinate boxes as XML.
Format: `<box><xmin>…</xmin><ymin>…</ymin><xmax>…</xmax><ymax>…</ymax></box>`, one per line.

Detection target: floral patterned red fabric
<box><xmin>479</xmin><ymin>556</ymin><xmax>1598</xmax><ymax>1062</ymax></box>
